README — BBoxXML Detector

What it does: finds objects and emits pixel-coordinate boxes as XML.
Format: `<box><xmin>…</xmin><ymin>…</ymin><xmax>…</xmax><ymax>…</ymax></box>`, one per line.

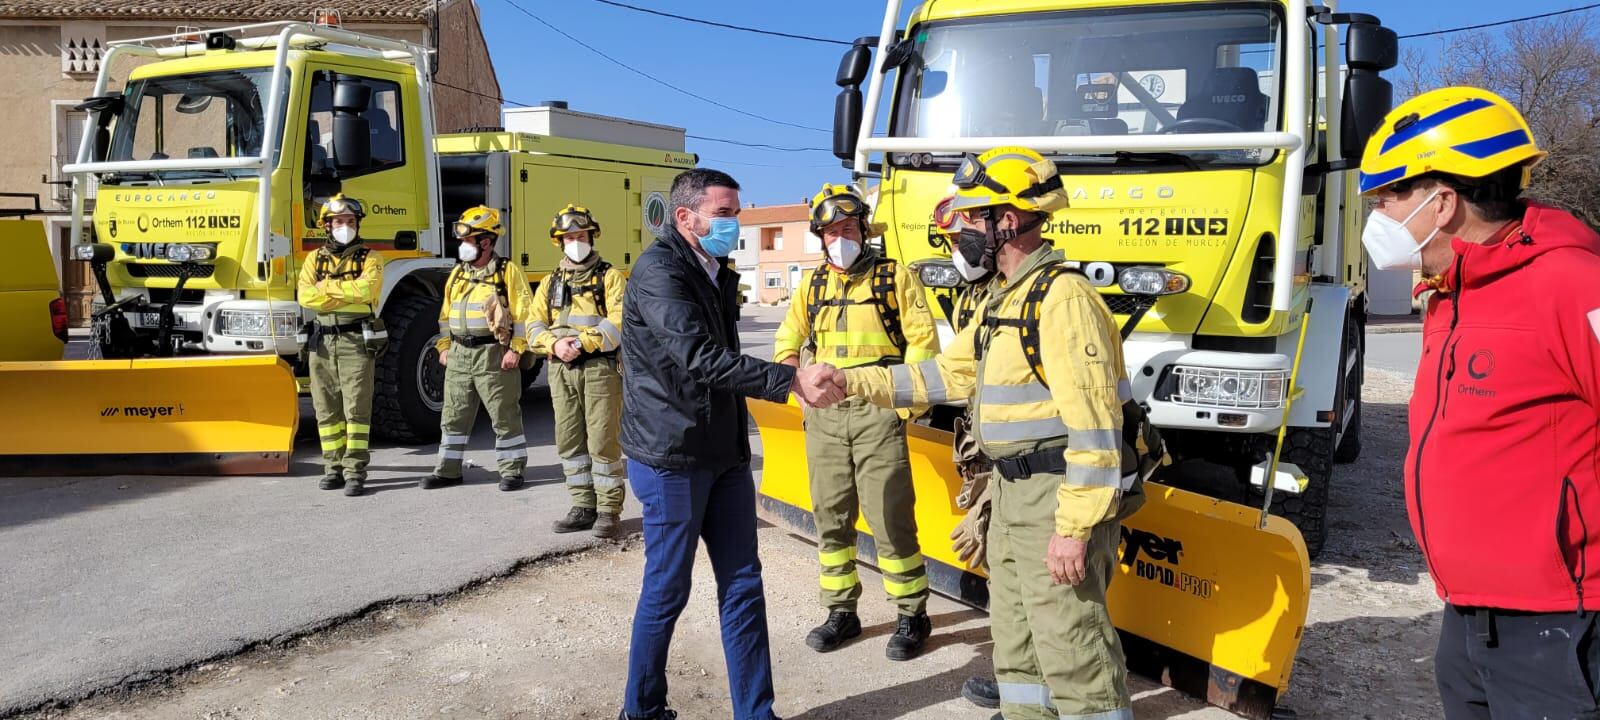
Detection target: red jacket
<box><xmin>1406</xmin><ymin>203</ymin><xmax>1600</xmax><ymax>612</ymax></box>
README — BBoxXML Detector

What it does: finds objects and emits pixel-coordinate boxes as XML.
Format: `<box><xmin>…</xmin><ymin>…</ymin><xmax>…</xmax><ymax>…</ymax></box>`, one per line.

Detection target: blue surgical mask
<box><xmin>692</xmin><ymin>211</ymin><xmax>740</xmax><ymax>257</ymax></box>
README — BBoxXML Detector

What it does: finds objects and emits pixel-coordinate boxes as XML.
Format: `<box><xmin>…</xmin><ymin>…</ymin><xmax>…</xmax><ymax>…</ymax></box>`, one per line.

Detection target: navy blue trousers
<box><xmin>1438</xmin><ymin>604</ymin><xmax>1600</xmax><ymax>719</ymax></box>
<box><xmin>623</xmin><ymin>460</ymin><xmax>776</xmax><ymax>720</ymax></box>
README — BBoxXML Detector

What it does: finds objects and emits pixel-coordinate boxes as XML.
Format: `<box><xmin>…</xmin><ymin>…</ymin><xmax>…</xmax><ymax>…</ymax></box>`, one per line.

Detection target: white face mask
<box><xmin>951</xmin><ymin>246</ymin><xmax>990</xmax><ymax>282</ymax></box>
<box><xmin>1362</xmin><ymin>189</ymin><xmax>1443</xmax><ymax>271</ymax></box>
<box><xmin>457</xmin><ymin>241</ymin><xmax>479</xmax><ymax>262</ymax></box>
<box><xmin>330</xmin><ymin>225</ymin><xmax>357</xmax><ymax>246</ymax></box>
<box><xmin>564</xmin><ymin>241</ymin><xmax>592</xmax><ymax>263</ymax></box>
<box><xmin>826</xmin><ymin>238</ymin><xmax>861</xmax><ymax>269</ymax></box>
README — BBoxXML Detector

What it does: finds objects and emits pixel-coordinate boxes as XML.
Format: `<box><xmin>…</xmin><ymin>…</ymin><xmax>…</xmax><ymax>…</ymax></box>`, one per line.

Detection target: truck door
<box><xmin>298</xmin><ymin>68</ymin><xmax>427</xmax><ymax>253</ymax></box>
<box><xmin>513</xmin><ymin>158</ymin><xmax>627</xmax><ymax>275</ymax></box>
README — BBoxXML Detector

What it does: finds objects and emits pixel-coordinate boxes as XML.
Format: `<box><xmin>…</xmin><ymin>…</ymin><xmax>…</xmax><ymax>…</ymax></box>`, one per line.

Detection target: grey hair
<box><xmin>670</xmin><ymin>168</ymin><xmax>741</xmax><ymax>215</ymax></box>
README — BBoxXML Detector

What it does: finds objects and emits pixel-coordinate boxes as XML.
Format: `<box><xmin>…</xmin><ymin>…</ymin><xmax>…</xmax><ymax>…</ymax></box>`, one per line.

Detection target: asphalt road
<box><xmin>1366</xmin><ymin>329</ymin><xmax>1424</xmax><ymax>380</ymax></box>
<box><xmin>1</xmin><ymin>304</ymin><xmax>1413</xmax><ymax>716</ymax></box>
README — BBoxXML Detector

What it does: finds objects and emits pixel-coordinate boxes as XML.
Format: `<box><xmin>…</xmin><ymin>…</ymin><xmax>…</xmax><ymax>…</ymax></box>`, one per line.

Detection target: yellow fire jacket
<box><xmin>434</xmin><ymin>257</ymin><xmax>538</xmax><ymax>354</ymax></box>
<box><xmin>772</xmin><ymin>255</ymin><xmax>939</xmax><ymax>368</ymax></box>
<box><xmin>844</xmin><ymin>245</ymin><xmax>1131</xmax><ymax>540</ymax></box>
<box><xmin>297</xmin><ymin>243</ymin><xmax>385</xmax><ymax>320</ymax></box>
<box><xmin>528</xmin><ymin>257</ymin><xmax>627</xmax><ymax>357</ymax></box>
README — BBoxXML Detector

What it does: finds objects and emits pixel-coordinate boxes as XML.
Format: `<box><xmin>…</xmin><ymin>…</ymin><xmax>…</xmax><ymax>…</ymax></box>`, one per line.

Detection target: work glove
<box><xmin>950</xmin><ymin>481</ymin><xmax>992</xmax><ymax>570</ymax></box>
<box><xmin>483</xmin><ymin>293</ymin><xmax>514</xmax><ymax>347</ymax></box>
<box><xmin>952</xmin><ymin>415</ymin><xmax>991</xmax><ymax>510</ymax></box>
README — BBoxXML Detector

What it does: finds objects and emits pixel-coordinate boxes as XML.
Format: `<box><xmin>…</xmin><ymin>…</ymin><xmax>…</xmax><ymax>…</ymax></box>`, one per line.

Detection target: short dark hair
<box><xmin>670</xmin><ymin>168</ymin><xmax>740</xmax><ymax>215</ymax></box>
<box><xmin>1406</xmin><ymin>165</ymin><xmax>1528</xmax><ymax>223</ymax></box>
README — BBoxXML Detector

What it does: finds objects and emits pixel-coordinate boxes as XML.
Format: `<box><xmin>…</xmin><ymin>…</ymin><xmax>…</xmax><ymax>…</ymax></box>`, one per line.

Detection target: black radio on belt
<box><xmin>549</xmin><ymin>275</ymin><xmax>569</xmax><ymax>309</ymax></box>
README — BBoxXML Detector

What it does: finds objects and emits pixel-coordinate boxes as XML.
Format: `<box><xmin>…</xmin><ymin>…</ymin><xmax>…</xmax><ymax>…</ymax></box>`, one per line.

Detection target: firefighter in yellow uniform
<box><xmin>422</xmin><ymin>206</ymin><xmax>536</xmax><ymax>492</ymax></box>
<box><xmin>298</xmin><ymin>194</ymin><xmax>386</xmax><ymax>497</ymax></box>
<box><xmin>773</xmin><ymin>183</ymin><xmax>941</xmax><ymax>661</ymax></box>
<box><xmin>531</xmin><ymin>205</ymin><xmax>628</xmax><ymax>539</ymax></box>
<box><xmin>842</xmin><ymin>148</ymin><xmax>1138</xmax><ymax>720</ymax></box>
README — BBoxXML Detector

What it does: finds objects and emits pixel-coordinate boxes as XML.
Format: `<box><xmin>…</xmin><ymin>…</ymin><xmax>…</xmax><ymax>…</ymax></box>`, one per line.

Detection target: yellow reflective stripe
<box><xmin>347</xmin><ymin>423</ymin><xmax>371</xmax><ymax>435</ymax></box>
<box><xmin>820</xmin><ymin>572</ymin><xmax>859</xmax><ymax>591</ymax></box>
<box><xmin>904</xmin><ymin>346</ymin><xmax>936</xmax><ymax>363</ymax></box>
<box><xmin>318</xmin><ymin>423</ymin><xmax>346</xmax><ymax>438</ymax></box>
<box><xmin>876</xmin><ymin>553</ymin><xmax>925</xmax><ymax>574</ymax></box>
<box><xmin>883</xmin><ymin>575</ymin><xmax>929</xmax><ymax>597</ymax></box>
<box><xmin>346</xmin><ymin>437</ymin><xmax>370</xmax><ymax>451</ymax></box>
<box><xmin>319</xmin><ymin>437</ymin><xmax>346</xmax><ymax>451</ymax></box>
<box><xmin>814</xmin><ymin>330</ymin><xmax>897</xmax><ymax>350</ymax></box>
<box><xmin>819</xmin><ymin>546</ymin><xmax>857</xmax><ymax>567</ymax></box>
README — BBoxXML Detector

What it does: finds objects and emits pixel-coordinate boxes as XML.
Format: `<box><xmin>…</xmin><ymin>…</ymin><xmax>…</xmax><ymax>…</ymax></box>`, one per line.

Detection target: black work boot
<box><xmin>553</xmin><ymin>507</ymin><xmax>598</xmax><ymax>533</ymax></box>
<box><xmin>420</xmin><ymin>475</ymin><xmax>462</xmax><ymax>490</ymax></box>
<box><xmin>499</xmin><ymin>475</ymin><xmax>524</xmax><ymax>492</ymax></box>
<box><xmin>886</xmin><ymin>611</ymin><xmax>932</xmax><ymax>661</ymax></box>
<box><xmin>593</xmin><ymin>511</ymin><xmax>622</xmax><ymax>539</ymax></box>
<box><xmin>805</xmin><ymin>609</ymin><xmax>862</xmax><ymax>653</ymax></box>
<box><xmin>618</xmin><ymin>710</ymin><xmax>677</xmax><ymax>720</ymax></box>
<box><xmin>319</xmin><ymin>472</ymin><xmax>343</xmax><ymax>490</ymax></box>
<box><xmin>343</xmin><ymin>477</ymin><xmax>365</xmax><ymax>497</ymax></box>
<box><xmin>962</xmin><ymin>676</ymin><xmax>1000</xmax><ymax>709</ymax></box>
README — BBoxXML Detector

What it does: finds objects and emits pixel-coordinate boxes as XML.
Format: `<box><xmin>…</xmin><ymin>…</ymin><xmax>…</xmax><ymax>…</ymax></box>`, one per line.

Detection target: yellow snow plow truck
<box><xmin>17</xmin><ymin>20</ymin><xmax>690</xmax><ymax>474</ymax></box>
<box><xmin>752</xmin><ymin>0</ymin><xmax>1398</xmax><ymax>716</ymax></box>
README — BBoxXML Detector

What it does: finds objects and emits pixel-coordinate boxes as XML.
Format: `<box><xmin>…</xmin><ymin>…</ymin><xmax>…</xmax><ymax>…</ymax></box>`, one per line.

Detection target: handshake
<box><xmin>792</xmin><ymin>363</ymin><xmax>849</xmax><ymax>409</ymax></box>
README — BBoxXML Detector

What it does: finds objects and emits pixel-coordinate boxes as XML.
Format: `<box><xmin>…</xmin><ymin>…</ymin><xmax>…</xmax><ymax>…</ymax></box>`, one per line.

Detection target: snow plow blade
<box><xmin>750</xmin><ymin>399</ymin><xmax>1311</xmax><ymax>719</ymax></box>
<box><xmin>0</xmin><ymin>356</ymin><xmax>299</xmax><ymax>476</ymax></box>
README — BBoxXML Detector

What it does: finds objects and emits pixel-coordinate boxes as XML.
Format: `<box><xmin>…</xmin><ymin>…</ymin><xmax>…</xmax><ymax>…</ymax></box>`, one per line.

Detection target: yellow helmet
<box><xmin>948</xmin><ymin>147</ymin><xmax>1068</xmax><ymax>215</ymax></box>
<box><xmin>808</xmin><ymin>183</ymin><xmax>880</xmax><ymax>238</ymax></box>
<box><xmin>316</xmin><ymin>193</ymin><xmax>366</xmax><ymax>224</ymax></box>
<box><xmin>1359</xmin><ymin>87</ymin><xmax>1546</xmax><ymax>195</ymax></box>
<box><xmin>550</xmin><ymin>204</ymin><xmax>601</xmax><ymax>245</ymax></box>
<box><xmin>453</xmin><ymin>205</ymin><xmax>502</xmax><ymax>239</ymax></box>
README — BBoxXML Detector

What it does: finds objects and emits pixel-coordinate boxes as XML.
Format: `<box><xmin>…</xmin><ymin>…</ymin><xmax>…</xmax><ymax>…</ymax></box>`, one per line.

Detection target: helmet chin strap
<box><xmin>981</xmin><ymin>207</ymin><xmax>1049</xmax><ymax>264</ymax></box>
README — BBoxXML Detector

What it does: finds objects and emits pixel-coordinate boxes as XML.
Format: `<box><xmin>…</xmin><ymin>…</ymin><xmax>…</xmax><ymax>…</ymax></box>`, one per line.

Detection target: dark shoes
<box><xmin>962</xmin><ymin>675</ymin><xmax>1001</xmax><ymax>709</ymax></box>
<box><xmin>593</xmin><ymin>511</ymin><xmax>622</xmax><ymax>539</ymax></box>
<box><xmin>618</xmin><ymin>710</ymin><xmax>677</xmax><ymax>720</ymax></box>
<box><xmin>420</xmin><ymin>475</ymin><xmax>463</xmax><ymax>490</ymax></box>
<box><xmin>343</xmin><ymin>478</ymin><xmax>364</xmax><ymax>497</ymax></box>
<box><xmin>885</xmin><ymin>611</ymin><xmax>932</xmax><ymax>661</ymax></box>
<box><xmin>553</xmin><ymin>506</ymin><xmax>598</xmax><ymax>533</ymax></box>
<box><xmin>319</xmin><ymin>472</ymin><xmax>343</xmax><ymax>490</ymax></box>
<box><xmin>499</xmin><ymin>475</ymin><xmax>525</xmax><ymax>492</ymax></box>
<box><xmin>805</xmin><ymin>609</ymin><xmax>862</xmax><ymax>653</ymax></box>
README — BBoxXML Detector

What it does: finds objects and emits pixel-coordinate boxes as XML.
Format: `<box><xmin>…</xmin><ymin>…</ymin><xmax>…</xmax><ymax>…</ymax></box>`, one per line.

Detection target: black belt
<box><xmin>993</xmin><ymin>448</ymin><xmax>1067</xmax><ymax>481</ymax></box>
<box><xmin>316</xmin><ymin>321</ymin><xmax>364</xmax><ymax>334</ymax></box>
<box><xmin>451</xmin><ymin>334</ymin><xmax>500</xmax><ymax>348</ymax></box>
<box><xmin>556</xmin><ymin>349</ymin><xmax>619</xmax><ymax>366</ymax></box>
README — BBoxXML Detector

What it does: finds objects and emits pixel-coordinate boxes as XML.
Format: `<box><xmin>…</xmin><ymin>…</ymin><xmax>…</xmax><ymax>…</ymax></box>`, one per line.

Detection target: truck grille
<box><xmin>1103</xmin><ymin>294</ymin><xmax>1145</xmax><ymax>315</ymax></box>
<box><xmin>125</xmin><ymin>263</ymin><xmax>215</xmax><ymax>279</ymax></box>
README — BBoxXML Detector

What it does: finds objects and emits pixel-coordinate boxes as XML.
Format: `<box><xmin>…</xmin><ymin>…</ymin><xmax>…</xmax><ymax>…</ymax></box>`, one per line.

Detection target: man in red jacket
<box><xmin>1360</xmin><ymin>86</ymin><xmax>1600</xmax><ymax>718</ymax></box>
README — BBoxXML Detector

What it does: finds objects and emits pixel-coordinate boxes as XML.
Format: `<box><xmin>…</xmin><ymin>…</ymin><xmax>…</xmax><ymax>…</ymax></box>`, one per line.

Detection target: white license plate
<box><xmin>140</xmin><ymin>312</ymin><xmax>163</xmax><ymax>327</ymax></box>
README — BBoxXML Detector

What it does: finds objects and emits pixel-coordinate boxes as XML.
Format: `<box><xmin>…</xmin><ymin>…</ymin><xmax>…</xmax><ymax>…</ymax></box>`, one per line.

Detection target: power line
<box><xmin>497</xmin><ymin>0</ymin><xmax>830</xmax><ymax>134</ymax></box>
<box><xmin>434</xmin><ymin>79</ymin><xmax>832</xmax><ymax>153</ymax></box>
<box><xmin>586</xmin><ymin>0</ymin><xmax>850</xmax><ymax>46</ymax></box>
<box><xmin>1400</xmin><ymin>3</ymin><xmax>1600</xmax><ymax>39</ymax></box>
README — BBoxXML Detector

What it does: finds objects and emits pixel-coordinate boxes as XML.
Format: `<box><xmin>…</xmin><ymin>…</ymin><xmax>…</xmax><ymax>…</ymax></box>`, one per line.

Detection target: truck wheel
<box><xmin>374</xmin><ymin>294</ymin><xmax>445</xmax><ymax>443</ymax></box>
<box><xmin>1334</xmin><ymin>318</ymin><xmax>1363</xmax><ymax>463</ymax></box>
<box><xmin>1253</xmin><ymin>426</ymin><xmax>1334</xmax><ymax>559</ymax></box>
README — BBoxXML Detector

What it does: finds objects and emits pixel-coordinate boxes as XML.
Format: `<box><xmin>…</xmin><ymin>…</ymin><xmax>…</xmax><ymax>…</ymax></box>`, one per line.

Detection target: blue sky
<box><xmin>479</xmin><ymin>0</ymin><xmax>1592</xmax><ymax>206</ymax></box>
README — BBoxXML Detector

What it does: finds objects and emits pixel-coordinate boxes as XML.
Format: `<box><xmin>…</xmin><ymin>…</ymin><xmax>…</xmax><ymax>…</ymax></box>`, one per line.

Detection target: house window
<box><xmin>804</xmin><ymin>231</ymin><xmax>822</xmax><ymax>255</ymax></box>
<box><xmin>53</xmin><ymin>105</ymin><xmax>96</xmax><ymax>202</ymax></box>
<box><xmin>764</xmin><ymin>272</ymin><xmax>783</xmax><ymax>289</ymax></box>
<box><xmin>738</xmin><ymin>231</ymin><xmax>748</xmax><ymax>251</ymax></box>
<box><xmin>761</xmin><ymin>227</ymin><xmax>783</xmax><ymax>252</ymax></box>
<box><xmin>773</xmin><ymin>228</ymin><xmax>783</xmax><ymax>251</ymax></box>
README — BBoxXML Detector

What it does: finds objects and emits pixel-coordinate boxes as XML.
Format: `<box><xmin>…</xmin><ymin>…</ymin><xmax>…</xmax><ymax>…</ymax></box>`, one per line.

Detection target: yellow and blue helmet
<box><xmin>1359</xmin><ymin>87</ymin><xmax>1545</xmax><ymax>195</ymax></box>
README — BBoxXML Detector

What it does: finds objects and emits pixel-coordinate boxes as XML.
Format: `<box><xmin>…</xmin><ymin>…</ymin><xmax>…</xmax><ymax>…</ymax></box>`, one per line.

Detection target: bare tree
<box><xmin>1401</xmin><ymin>17</ymin><xmax>1600</xmax><ymax>228</ymax></box>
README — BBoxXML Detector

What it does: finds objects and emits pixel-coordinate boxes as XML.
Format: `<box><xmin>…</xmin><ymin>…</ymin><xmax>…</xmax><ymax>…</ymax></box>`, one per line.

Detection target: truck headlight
<box><xmin>73</xmin><ymin>243</ymin><xmax>114</xmax><ymax>263</ymax></box>
<box><xmin>166</xmin><ymin>243</ymin><xmax>215</xmax><ymax>262</ymax></box>
<box><xmin>1118</xmin><ymin>267</ymin><xmax>1189</xmax><ymax>296</ymax></box>
<box><xmin>1170</xmin><ymin>367</ymin><xmax>1288</xmax><ymax>409</ymax></box>
<box><xmin>219</xmin><ymin>310</ymin><xmax>300</xmax><ymax>338</ymax></box>
<box><xmin>911</xmin><ymin>259</ymin><xmax>962</xmax><ymax>289</ymax></box>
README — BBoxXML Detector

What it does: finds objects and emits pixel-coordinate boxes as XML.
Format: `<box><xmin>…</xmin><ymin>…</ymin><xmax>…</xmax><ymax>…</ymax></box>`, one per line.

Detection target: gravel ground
<box><xmin>16</xmin><ymin>367</ymin><xmax>1442</xmax><ymax>720</ymax></box>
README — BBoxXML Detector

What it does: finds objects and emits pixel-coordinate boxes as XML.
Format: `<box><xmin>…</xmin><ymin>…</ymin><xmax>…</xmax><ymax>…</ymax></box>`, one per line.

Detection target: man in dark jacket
<box><xmin>1361</xmin><ymin>87</ymin><xmax>1600</xmax><ymax>718</ymax></box>
<box><xmin>619</xmin><ymin>168</ymin><xmax>844</xmax><ymax>720</ymax></box>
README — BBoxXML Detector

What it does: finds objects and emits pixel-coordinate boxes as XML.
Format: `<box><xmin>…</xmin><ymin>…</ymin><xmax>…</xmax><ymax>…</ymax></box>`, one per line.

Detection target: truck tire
<box><xmin>374</xmin><ymin>293</ymin><xmax>445</xmax><ymax>443</ymax></box>
<box><xmin>1252</xmin><ymin>425</ymin><xmax>1334</xmax><ymax>559</ymax></box>
<box><xmin>1335</xmin><ymin>317</ymin><xmax>1363</xmax><ymax>463</ymax></box>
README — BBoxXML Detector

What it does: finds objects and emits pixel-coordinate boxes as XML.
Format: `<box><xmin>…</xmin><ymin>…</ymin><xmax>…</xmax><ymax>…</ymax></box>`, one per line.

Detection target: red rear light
<box><xmin>49</xmin><ymin>297</ymin><xmax>68</xmax><ymax>343</ymax></box>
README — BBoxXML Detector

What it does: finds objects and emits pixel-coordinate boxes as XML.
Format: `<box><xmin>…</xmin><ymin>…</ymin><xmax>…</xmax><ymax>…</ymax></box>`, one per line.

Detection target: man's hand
<box><xmin>501</xmin><ymin>349</ymin><xmax>521</xmax><ymax>371</ymax></box>
<box><xmin>554</xmin><ymin>337</ymin><xmax>582</xmax><ymax>363</ymax></box>
<box><xmin>793</xmin><ymin>363</ymin><xmax>846</xmax><ymax>409</ymax></box>
<box><xmin>438</xmin><ymin>349</ymin><xmax>449</xmax><ymax>367</ymax></box>
<box><xmin>1046</xmin><ymin>534</ymin><xmax>1088</xmax><ymax>586</ymax></box>
<box><xmin>779</xmin><ymin>357</ymin><xmax>808</xmax><ymax>408</ymax></box>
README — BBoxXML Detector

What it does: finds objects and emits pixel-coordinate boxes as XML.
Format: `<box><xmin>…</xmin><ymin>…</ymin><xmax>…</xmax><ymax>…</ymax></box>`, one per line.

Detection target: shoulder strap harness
<box><xmin>802</xmin><ymin>259</ymin><xmax>907</xmax><ymax>354</ymax></box>
<box><xmin>314</xmin><ymin>247</ymin><xmax>371</xmax><ymax>282</ymax></box>
<box><xmin>547</xmin><ymin>260</ymin><xmax>611</xmax><ymax>317</ymax></box>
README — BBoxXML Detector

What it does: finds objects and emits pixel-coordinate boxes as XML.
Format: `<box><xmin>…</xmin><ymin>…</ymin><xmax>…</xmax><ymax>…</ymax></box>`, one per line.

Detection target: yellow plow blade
<box><xmin>0</xmin><ymin>355</ymin><xmax>299</xmax><ymax>476</ymax></box>
<box><xmin>750</xmin><ymin>399</ymin><xmax>1311</xmax><ymax>719</ymax></box>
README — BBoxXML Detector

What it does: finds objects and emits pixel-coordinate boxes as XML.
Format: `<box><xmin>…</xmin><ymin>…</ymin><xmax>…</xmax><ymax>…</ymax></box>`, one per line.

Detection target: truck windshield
<box><xmin>108</xmin><ymin>68</ymin><xmax>285</xmax><ymax>177</ymax></box>
<box><xmin>892</xmin><ymin>5</ymin><xmax>1283</xmax><ymax>165</ymax></box>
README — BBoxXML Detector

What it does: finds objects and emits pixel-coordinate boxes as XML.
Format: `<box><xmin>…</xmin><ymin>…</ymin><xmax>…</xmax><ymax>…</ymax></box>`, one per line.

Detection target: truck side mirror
<box><xmin>836</xmin><ymin>39</ymin><xmax>874</xmax><ymax>87</ymax></box>
<box><xmin>833</xmin><ymin>88</ymin><xmax>863</xmax><ymax>162</ymax></box>
<box><xmin>1340</xmin><ymin>21</ymin><xmax>1398</xmax><ymax>160</ymax></box>
<box><xmin>74</xmin><ymin>94</ymin><xmax>123</xmax><ymax>162</ymax></box>
<box><xmin>331</xmin><ymin>79</ymin><xmax>373</xmax><ymax>171</ymax></box>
